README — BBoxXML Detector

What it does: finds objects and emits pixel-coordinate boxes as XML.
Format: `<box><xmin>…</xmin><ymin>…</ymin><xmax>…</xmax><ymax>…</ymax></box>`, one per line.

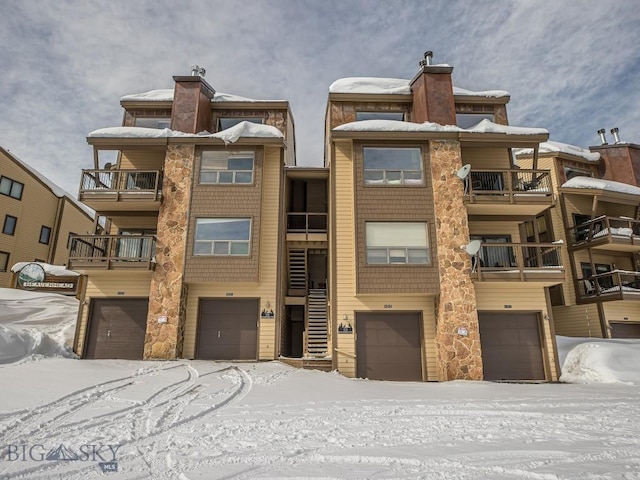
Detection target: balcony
<box><xmin>286</xmin><ymin>213</ymin><xmax>328</xmax><ymax>241</ymax></box>
<box><xmin>464</xmin><ymin>169</ymin><xmax>553</xmax><ymax>216</ymax></box>
<box><xmin>79</xmin><ymin>169</ymin><xmax>163</xmax><ymax>212</ymax></box>
<box><xmin>568</xmin><ymin>216</ymin><xmax>640</xmax><ymax>252</ymax></box>
<box><xmin>68</xmin><ymin>235</ymin><xmax>156</xmax><ymax>270</ymax></box>
<box><xmin>472</xmin><ymin>242</ymin><xmax>565</xmax><ymax>283</ymax></box>
<box><xmin>577</xmin><ymin>270</ymin><xmax>640</xmax><ymax>304</ymax></box>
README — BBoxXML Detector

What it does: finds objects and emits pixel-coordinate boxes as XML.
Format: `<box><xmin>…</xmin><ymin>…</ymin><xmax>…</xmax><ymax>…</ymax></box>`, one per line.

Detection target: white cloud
<box><xmin>0</xmin><ymin>0</ymin><xmax>638</xmax><ymax>195</ymax></box>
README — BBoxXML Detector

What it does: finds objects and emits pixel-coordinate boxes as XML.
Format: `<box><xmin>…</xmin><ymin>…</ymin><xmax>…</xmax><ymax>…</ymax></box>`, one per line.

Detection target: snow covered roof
<box><xmin>0</xmin><ymin>147</ymin><xmax>94</xmax><ymax>219</ymax></box>
<box><xmin>328</xmin><ymin>77</ymin><xmax>510</xmax><ymax>98</ymax></box>
<box><xmin>88</xmin><ymin>122</ymin><xmax>284</xmax><ymax>145</ymax></box>
<box><xmin>562</xmin><ymin>177</ymin><xmax>640</xmax><ymax>197</ymax></box>
<box><xmin>120</xmin><ymin>89</ymin><xmax>286</xmax><ymax>103</ymax></box>
<box><xmin>10</xmin><ymin>262</ymin><xmax>80</xmax><ymax>277</ymax></box>
<box><xmin>514</xmin><ymin>141</ymin><xmax>600</xmax><ymax>162</ymax></box>
<box><xmin>333</xmin><ymin>118</ymin><xmax>547</xmax><ymax>136</ymax></box>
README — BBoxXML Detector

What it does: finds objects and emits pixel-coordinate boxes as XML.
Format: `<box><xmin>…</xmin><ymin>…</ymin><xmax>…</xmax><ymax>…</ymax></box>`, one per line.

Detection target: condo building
<box><xmin>69</xmin><ymin>55</ymin><xmax>581</xmax><ymax>382</ymax></box>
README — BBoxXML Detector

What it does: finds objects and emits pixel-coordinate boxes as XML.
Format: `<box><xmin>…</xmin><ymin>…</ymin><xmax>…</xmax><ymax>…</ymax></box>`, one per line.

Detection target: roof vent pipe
<box><xmin>611</xmin><ymin>127</ymin><xmax>621</xmax><ymax>144</ymax></box>
<box><xmin>597</xmin><ymin>128</ymin><xmax>608</xmax><ymax>145</ymax></box>
<box><xmin>419</xmin><ymin>51</ymin><xmax>433</xmax><ymax>68</ymax></box>
<box><xmin>190</xmin><ymin>65</ymin><xmax>206</xmax><ymax>77</ymax></box>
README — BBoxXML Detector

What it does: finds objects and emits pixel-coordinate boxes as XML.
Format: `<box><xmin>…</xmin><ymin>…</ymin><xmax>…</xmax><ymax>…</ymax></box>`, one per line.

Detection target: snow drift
<box><xmin>0</xmin><ymin>288</ymin><xmax>78</xmax><ymax>364</ymax></box>
<box><xmin>557</xmin><ymin>335</ymin><xmax>640</xmax><ymax>385</ymax></box>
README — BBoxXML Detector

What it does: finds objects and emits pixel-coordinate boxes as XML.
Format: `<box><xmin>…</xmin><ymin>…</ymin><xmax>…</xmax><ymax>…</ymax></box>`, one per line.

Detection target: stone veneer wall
<box><xmin>144</xmin><ymin>144</ymin><xmax>194</xmax><ymax>359</ymax></box>
<box><xmin>429</xmin><ymin>140</ymin><xmax>483</xmax><ymax>381</ymax></box>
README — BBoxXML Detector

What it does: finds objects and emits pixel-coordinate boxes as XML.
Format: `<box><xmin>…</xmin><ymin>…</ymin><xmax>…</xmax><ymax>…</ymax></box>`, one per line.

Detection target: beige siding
<box><xmin>603</xmin><ymin>301</ymin><xmax>640</xmax><ymax>324</ymax></box>
<box><xmin>331</xmin><ymin>140</ymin><xmax>437</xmax><ymax>380</ymax></box>
<box><xmin>75</xmin><ymin>271</ymin><xmax>153</xmax><ymax>357</ymax></box>
<box><xmin>52</xmin><ymin>199</ymin><xmax>95</xmax><ymax>264</ymax></box>
<box><xmin>552</xmin><ymin>304</ymin><xmax>602</xmax><ymax>337</ymax></box>
<box><xmin>118</xmin><ymin>150</ymin><xmax>165</xmax><ymax>170</ymax></box>
<box><xmin>461</xmin><ymin>147</ymin><xmax>512</xmax><ymax>170</ymax></box>
<box><xmin>182</xmin><ymin>146</ymin><xmax>282</xmax><ymax>360</ymax></box>
<box><xmin>474</xmin><ymin>282</ymin><xmax>559</xmax><ymax>381</ymax></box>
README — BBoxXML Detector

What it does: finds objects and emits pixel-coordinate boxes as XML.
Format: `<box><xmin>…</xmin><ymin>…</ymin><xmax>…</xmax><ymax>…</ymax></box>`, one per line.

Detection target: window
<box><xmin>470</xmin><ymin>235</ymin><xmax>514</xmax><ymax>268</ymax></box>
<box><xmin>363</xmin><ymin>147</ymin><xmax>423</xmax><ymax>186</ymax></box>
<box><xmin>356</xmin><ymin>112</ymin><xmax>404</xmax><ymax>121</ymax></box>
<box><xmin>3</xmin><ymin>215</ymin><xmax>17</xmax><ymax>235</ymax></box>
<box><xmin>133</xmin><ymin>117</ymin><xmax>171</xmax><ymax>129</ymax></box>
<box><xmin>194</xmin><ymin>218</ymin><xmax>251</xmax><ymax>256</ymax></box>
<box><xmin>200</xmin><ymin>150</ymin><xmax>254</xmax><ymax>184</ymax></box>
<box><xmin>366</xmin><ymin>222</ymin><xmax>429</xmax><ymax>264</ymax></box>
<box><xmin>581</xmin><ymin>262</ymin><xmax>613</xmax><ymax>289</ymax></box>
<box><xmin>0</xmin><ymin>176</ymin><xmax>24</xmax><ymax>200</ymax></box>
<box><xmin>39</xmin><ymin>226</ymin><xmax>52</xmax><ymax>245</ymax></box>
<box><xmin>456</xmin><ymin>113</ymin><xmax>495</xmax><ymax>129</ymax></box>
<box><xmin>218</xmin><ymin>117</ymin><xmax>264</xmax><ymax>131</ymax></box>
<box><xmin>564</xmin><ymin>166</ymin><xmax>593</xmax><ymax>181</ymax></box>
<box><xmin>0</xmin><ymin>251</ymin><xmax>8</xmax><ymax>272</ymax></box>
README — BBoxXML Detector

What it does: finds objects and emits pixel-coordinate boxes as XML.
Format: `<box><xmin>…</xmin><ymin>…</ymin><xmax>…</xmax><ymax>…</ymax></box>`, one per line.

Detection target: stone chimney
<box><xmin>171</xmin><ymin>66</ymin><xmax>216</xmax><ymax>133</ymax></box>
<box><xmin>410</xmin><ymin>51</ymin><xmax>456</xmax><ymax>125</ymax></box>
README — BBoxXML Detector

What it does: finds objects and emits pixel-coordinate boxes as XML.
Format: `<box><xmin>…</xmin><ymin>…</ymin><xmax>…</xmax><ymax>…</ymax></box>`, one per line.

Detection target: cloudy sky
<box><xmin>1</xmin><ymin>0</ymin><xmax>639</xmax><ymax>196</ymax></box>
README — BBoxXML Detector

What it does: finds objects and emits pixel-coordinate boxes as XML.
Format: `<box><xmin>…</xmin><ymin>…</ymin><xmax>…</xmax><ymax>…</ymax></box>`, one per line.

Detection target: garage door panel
<box><xmin>610</xmin><ymin>322</ymin><xmax>640</xmax><ymax>338</ymax></box>
<box><xmin>197</xmin><ymin>299</ymin><xmax>258</xmax><ymax>360</ymax></box>
<box><xmin>478</xmin><ymin>312</ymin><xmax>545</xmax><ymax>381</ymax></box>
<box><xmin>356</xmin><ymin>313</ymin><xmax>422</xmax><ymax>381</ymax></box>
<box><xmin>85</xmin><ymin>299</ymin><xmax>148</xmax><ymax>360</ymax></box>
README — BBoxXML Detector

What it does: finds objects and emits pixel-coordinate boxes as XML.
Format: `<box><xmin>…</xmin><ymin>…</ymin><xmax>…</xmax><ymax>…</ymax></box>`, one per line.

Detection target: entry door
<box><xmin>197</xmin><ymin>299</ymin><xmax>259</xmax><ymax>360</ymax></box>
<box><xmin>356</xmin><ymin>312</ymin><xmax>422</xmax><ymax>381</ymax></box>
<box><xmin>85</xmin><ymin>298</ymin><xmax>148</xmax><ymax>360</ymax></box>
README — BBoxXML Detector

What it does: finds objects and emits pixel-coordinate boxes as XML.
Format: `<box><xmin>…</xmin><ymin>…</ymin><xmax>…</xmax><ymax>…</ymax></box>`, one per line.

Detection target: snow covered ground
<box><xmin>1</xmin><ymin>289</ymin><xmax>640</xmax><ymax>479</ymax></box>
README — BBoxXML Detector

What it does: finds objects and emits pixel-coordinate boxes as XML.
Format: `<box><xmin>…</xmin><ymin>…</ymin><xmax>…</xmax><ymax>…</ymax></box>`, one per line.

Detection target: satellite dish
<box><xmin>456</xmin><ymin>164</ymin><xmax>472</xmax><ymax>180</ymax></box>
<box><xmin>465</xmin><ymin>240</ymin><xmax>482</xmax><ymax>256</ymax></box>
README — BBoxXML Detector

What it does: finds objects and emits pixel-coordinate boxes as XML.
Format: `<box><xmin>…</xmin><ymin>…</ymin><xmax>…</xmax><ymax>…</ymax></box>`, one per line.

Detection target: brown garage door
<box><xmin>356</xmin><ymin>312</ymin><xmax>422</xmax><ymax>381</ymax></box>
<box><xmin>85</xmin><ymin>298</ymin><xmax>148</xmax><ymax>360</ymax></box>
<box><xmin>610</xmin><ymin>322</ymin><xmax>640</xmax><ymax>338</ymax></box>
<box><xmin>197</xmin><ymin>298</ymin><xmax>259</xmax><ymax>360</ymax></box>
<box><xmin>478</xmin><ymin>312</ymin><xmax>545</xmax><ymax>381</ymax></box>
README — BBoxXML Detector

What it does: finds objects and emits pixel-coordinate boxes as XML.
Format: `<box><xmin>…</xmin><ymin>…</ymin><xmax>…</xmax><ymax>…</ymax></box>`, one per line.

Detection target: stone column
<box><xmin>144</xmin><ymin>144</ymin><xmax>194</xmax><ymax>359</ymax></box>
<box><xmin>429</xmin><ymin>140</ymin><xmax>483</xmax><ymax>380</ymax></box>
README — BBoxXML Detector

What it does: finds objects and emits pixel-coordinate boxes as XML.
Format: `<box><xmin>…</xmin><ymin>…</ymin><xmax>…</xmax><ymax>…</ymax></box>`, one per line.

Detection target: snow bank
<box><xmin>0</xmin><ymin>288</ymin><xmax>78</xmax><ymax>364</ymax></box>
<box><xmin>557</xmin><ymin>336</ymin><xmax>640</xmax><ymax>385</ymax></box>
<box><xmin>514</xmin><ymin>140</ymin><xmax>600</xmax><ymax>162</ymax></box>
<box><xmin>562</xmin><ymin>176</ymin><xmax>640</xmax><ymax>196</ymax></box>
<box><xmin>120</xmin><ymin>89</ymin><xmax>285</xmax><ymax>103</ymax></box>
<box><xmin>465</xmin><ymin>118</ymin><xmax>547</xmax><ymax>136</ymax></box>
<box><xmin>210</xmin><ymin>121</ymin><xmax>283</xmax><ymax>144</ymax></box>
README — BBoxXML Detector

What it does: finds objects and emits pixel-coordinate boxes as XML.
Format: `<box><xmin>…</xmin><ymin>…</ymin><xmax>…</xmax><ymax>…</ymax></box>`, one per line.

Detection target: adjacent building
<box><xmin>69</xmin><ymin>55</ymin><xmax>584</xmax><ymax>382</ymax></box>
<box><xmin>0</xmin><ymin>147</ymin><xmax>95</xmax><ymax>289</ymax></box>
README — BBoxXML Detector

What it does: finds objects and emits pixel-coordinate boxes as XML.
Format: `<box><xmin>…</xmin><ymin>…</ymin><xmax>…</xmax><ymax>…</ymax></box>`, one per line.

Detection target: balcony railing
<box><xmin>472</xmin><ymin>242</ymin><xmax>564</xmax><ymax>281</ymax></box>
<box><xmin>465</xmin><ymin>169</ymin><xmax>553</xmax><ymax>202</ymax></box>
<box><xmin>568</xmin><ymin>216</ymin><xmax>640</xmax><ymax>249</ymax></box>
<box><xmin>79</xmin><ymin>169</ymin><xmax>163</xmax><ymax>203</ymax></box>
<box><xmin>577</xmin><ymin>270</ymin><xmax>640</xmax><ymax>303</ymax></box>
<box><xmin>68</xmin><ymin>234</ymin><xmax>156</xmax><ymax>270</ymax></box>
<box><xmin>287</xmin><ymin>213</ymin><xmax>328</xmax><ymax>233</ymax></box>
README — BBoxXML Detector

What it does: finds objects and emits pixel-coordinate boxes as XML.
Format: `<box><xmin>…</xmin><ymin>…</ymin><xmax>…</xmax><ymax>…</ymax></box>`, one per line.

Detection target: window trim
<box><xmin>365</xmin><ymin>221</ymin><xmax>430</xmax><ymax>266</ymax></box>
<box><xmin>3</xmin><ymin>215</ymin><xmax>17</xmax><ymax>236</ymax></box>
<box><xmin>39</xmin><ymin>225</ymin><xmax>52</xmax><ymax>245</ymax></box>
<box><xmin>194</xmin><ymin>217</ymin><xmax>252</xmax><ymax>256</ymax></box>
<box><xmin>362</xmin><ymin>146</ymin><xmax>424</xmax><ymax>187</ymax></box>
<box><xmin>199</xmin><ymin>149</ymin><xmax>256</xmax><ymax>186</ymax></box>
<box><xmin>0</xmin><ymin>251</ymin><xmax>9</xmax><ymax>272</ymax></box>
<box><xmin>0</xmin><ymin>176</ymin><xmax>24</xmax><ymax>200</ymax></box>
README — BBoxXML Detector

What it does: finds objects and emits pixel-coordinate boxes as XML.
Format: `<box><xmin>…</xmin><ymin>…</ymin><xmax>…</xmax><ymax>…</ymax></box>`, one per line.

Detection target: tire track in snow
<box><xmin>0</xmin><ymin>365</ymin><xmax>253</xmax><ymax>480</ymax></box>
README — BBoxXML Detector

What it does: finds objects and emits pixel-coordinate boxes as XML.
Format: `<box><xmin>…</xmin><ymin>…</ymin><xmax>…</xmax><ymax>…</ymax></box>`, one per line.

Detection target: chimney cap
<box><xmin>611</xmin><ymin>127</ymin><xmax>621</xmax><ymax>143</ymax></box>
<box><xmin>191</xmin><ymin>64</ymin><xmax>206</xmax><ymax>77</ymax></box>
<box><xmin>419</xmin><ymin>51</ymin><xmax>434</xmax><ymax>68</ymax></box>
<box><xmin>597</xmin><ymin>128</ymin><xmax>608</xmax><ymax>145</ymax></box>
